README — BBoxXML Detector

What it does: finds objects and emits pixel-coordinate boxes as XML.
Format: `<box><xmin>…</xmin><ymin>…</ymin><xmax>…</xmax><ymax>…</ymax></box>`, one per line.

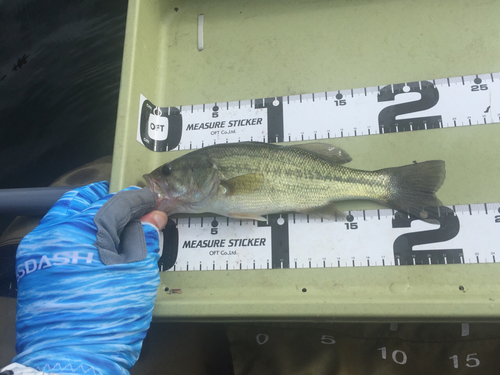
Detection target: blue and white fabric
<box><xmin>11</xmin><ymin>182</ymin><xmax>161</xmax><ymax>375</ymax></box>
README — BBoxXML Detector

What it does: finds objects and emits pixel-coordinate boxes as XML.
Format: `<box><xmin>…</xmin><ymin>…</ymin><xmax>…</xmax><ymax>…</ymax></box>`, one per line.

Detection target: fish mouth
<box><xmin>143</xmin><ymin>174</ymin><xmax>159</xmax><ymax>194</ymax></box>
<box><xmin>143</xmin><ymin>174</ymin><xmax>169</xmax><ymax>208</ymax></box>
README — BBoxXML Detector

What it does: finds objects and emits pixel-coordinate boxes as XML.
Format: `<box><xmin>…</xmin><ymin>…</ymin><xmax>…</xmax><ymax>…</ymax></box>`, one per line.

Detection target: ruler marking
<box><xmin>461</xmin><ymin>76</ymin><xmax>465</xmax><ymax>85</ymax></box>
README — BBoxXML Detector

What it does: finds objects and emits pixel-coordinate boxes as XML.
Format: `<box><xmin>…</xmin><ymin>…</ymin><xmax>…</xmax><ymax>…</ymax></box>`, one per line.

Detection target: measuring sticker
<box><xmin>158</xmin><ymin>204</ymin><xmax>500</xmax><ymax>271</ymax></box>
<box><xmin>138</xmin><ymin>72</ymin><xmax>499</xmax><ymax>150</ymax></box>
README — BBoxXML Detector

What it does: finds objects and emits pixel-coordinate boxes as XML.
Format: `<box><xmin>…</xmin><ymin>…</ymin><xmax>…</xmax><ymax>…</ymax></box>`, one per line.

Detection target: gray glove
<box><xmin>94</xmin><ymin>187</ymin><xmax>158</xmax><ymax>265</ymax></box>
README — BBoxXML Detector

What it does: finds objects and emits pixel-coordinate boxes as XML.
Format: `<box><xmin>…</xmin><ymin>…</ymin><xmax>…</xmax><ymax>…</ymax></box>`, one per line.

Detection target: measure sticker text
<box><xmin>182</xmin><ymin>237</ymin><xmax>266</xmax><ymax>249</ymax></box>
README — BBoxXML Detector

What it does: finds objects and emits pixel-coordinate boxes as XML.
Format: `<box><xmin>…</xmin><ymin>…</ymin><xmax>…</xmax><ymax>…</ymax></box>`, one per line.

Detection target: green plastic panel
<box><xmin>112</xmin><ymin>0</ymin><xmax>500</xmax><ymax>322</ymax></box>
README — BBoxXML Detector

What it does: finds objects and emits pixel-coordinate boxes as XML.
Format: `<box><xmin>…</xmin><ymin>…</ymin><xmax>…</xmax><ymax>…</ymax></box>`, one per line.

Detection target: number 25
<box><xmin>471</xmin><ymin>84</ymin><xmax>488</xmax><ymax>91</ymax></box>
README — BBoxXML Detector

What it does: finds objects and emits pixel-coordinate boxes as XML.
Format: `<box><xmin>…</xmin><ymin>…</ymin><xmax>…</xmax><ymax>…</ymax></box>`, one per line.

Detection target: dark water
<box><xmin>0</xmin><ymin>0</ymin><xmax>128</xmax><ymax>232</ymax></box>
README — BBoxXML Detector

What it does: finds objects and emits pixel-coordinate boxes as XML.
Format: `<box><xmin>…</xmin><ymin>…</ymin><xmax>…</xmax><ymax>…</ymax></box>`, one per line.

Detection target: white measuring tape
<box><xmin>159</xmin><ymin>204</ymin><xmax>500</xmax><ymax>271</ymax></box>
<box><xmin>137</xmin><ymin>72</ymin><xmax>500</xmax><ymax>271</ymax></box>
<box><xmin>138</xmin><ymin>72</ymin><xmax>499</xmax><ymax>150</ymax></box>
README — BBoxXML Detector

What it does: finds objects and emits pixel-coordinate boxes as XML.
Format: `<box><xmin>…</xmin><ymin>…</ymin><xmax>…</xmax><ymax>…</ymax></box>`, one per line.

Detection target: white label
<box><xmin>180</xmin><ymin>105</ymin><xmax>268</xmax><ymax>146</ymax></box>
<box><xmin>148</xmin><ymin>113</ymin><xmax>169</xmax><ymax>141</ymax></box>
<box><xmin>171</xmin><ymin>217</ymin><xmax>272</xmax><ymax>271</ymax></box>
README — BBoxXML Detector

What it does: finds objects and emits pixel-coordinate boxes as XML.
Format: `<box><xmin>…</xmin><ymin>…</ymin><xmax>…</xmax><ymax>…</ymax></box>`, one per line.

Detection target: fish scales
<box><xmin>202</xmin><ymin>144</ymin><xmax>388</xmax><ymax>212</ymax></box>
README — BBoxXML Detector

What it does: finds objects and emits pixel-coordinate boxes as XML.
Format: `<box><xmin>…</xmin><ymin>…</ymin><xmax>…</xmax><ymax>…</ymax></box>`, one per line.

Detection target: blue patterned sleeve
<box><xmin>13</xmin><ymin>181</ymin><xmax>161</xmax><ymax>375</ymax></box>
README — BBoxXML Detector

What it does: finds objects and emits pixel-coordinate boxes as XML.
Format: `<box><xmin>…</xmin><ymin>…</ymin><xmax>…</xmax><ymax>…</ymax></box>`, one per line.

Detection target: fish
<box><xmin>143</xmin><ymin>142</ymin><xmax>446</xmax><ymax>221</ymax></box>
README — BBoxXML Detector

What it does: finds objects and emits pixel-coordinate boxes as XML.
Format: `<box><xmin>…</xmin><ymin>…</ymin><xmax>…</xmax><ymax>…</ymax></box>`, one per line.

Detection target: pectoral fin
<box><xmin>220</xmin><ymin>173</ymin><xmax>264</xmax><ymax>196</ymax></box>
<box><xmin>286</xmin><ymin>142</ymin><xmax>352</xmax><ymax>164</ymax></box>
<box><xmin>299</xmin><ymin>201</ymin><xmax>346</xmax><ymax>220</ymax></box>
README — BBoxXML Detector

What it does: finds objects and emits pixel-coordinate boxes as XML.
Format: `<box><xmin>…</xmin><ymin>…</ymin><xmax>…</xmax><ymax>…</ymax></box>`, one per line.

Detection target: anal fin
<box><xmin>298</xmin><ymin>201</ymin><xmax>346</xmax><ymax>220</ymax></box>
<box><xmin>227</xmin><ymin>213</ymin><xmax>268</xmax><ymax>222</ymax></box>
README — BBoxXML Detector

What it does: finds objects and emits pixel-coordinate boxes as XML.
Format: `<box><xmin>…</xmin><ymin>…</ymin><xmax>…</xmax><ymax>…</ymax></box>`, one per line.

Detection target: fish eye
<box><xmin>161</xmin><ymin>164</ymin><xmax>172</xmax><ymax>176</ymax></box>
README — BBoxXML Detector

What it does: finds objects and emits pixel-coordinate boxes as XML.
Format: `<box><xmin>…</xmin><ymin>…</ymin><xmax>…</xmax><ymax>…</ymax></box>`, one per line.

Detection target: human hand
<box><xmin>9</xmin><ymin>181</ymin><xmax>166</xmax><ymax>375</ymax></box>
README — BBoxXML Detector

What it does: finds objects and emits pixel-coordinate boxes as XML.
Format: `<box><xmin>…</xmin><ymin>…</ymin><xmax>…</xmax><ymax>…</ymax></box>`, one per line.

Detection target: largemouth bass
<box><xmin>144</xmin><ymin>142</ymin><xmax>445</xmax><ymax>221</ymax></box>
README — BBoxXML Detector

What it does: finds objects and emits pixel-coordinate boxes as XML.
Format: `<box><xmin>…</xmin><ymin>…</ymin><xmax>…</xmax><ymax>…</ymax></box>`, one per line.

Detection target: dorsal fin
<box><xmin>286</xmin><ymin>142</ymin><xmax>352</xmax><ymax>164</ymax></box>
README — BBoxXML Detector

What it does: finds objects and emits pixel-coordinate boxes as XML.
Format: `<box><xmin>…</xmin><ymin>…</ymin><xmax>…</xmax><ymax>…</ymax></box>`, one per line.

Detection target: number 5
<box><xmin>466</xmin><ymin>353</ymin><xmax>480</xmax><ymax>367</ymax></box>
<box><xmin>320</xmin><ymin>335</ymin><xmax>336</xmax><ymax>344</ymax></box>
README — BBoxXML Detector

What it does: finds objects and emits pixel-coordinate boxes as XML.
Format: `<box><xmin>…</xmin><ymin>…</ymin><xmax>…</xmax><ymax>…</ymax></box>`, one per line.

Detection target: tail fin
<box><xmin>380</xmin><ymin>160</ymin><xmax>446</xmax><ymax>220</ymax></box>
